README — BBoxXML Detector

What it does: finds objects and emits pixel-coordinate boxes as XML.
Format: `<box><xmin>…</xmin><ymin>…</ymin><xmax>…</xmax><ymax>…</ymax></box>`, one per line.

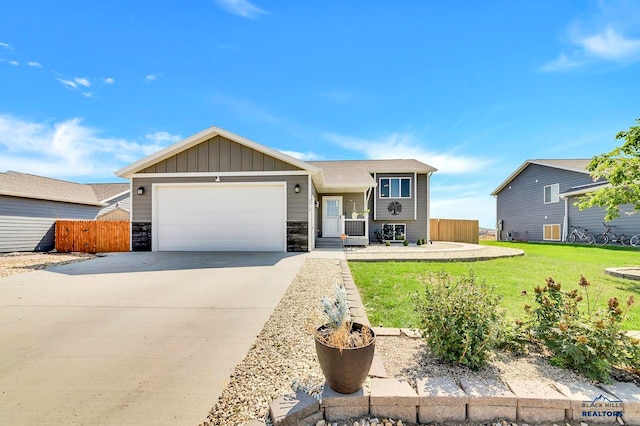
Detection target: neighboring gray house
<box><xmin>491</xmin><ymin>159</ymin><xmax>640</xmax><ymax>242</ymax></box>
<box><xmin>0</xmin><ymin>171</ymin><xmax>129</xmax><ymax>252</ymax></box>
<box><xmin>116</xmin><ymin>126</ymin><xmax>437</xmax><ymax>252</ymax></box>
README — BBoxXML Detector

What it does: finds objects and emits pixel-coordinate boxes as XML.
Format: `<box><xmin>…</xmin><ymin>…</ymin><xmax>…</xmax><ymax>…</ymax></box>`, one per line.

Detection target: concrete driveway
<box><xmin>0</xmin><ymin>252</ymin><xmax>307</xmax><ymax>425</ymax></box>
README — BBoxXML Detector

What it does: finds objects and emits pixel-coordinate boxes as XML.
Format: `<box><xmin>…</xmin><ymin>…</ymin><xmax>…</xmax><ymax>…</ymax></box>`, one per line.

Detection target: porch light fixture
<box><xmin>294</xmin><ymin>184</ymin><xmax>301</xmax><ymax>193</ymax></box>
<box><xmin>137</xmin><ymin>186</ymin><xmax>144</xmax><ymax>195</ymax></box>
<box><xmin>215</xmin><ymin>176</ymin><xmax>221</xmax><ymax>182</ymax></box>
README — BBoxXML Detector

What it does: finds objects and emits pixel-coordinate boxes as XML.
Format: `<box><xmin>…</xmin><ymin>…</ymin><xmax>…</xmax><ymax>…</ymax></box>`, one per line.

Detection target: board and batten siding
<box><xmin>496</xmin><ymin>164</ymin><xmax>594</xmax><ymax>241</ymax></box>
<box><xmin>0</xmin><ymin>195</ymin><xmax>100</xmax><ymax>252</ymax></box>
<box><xmin>132</xmin><ymin>176</ymin><xmax>309</xmax><ymax>223</ymax></box>
<box><xmin>140</xmin><ymin>135</ymin><xmax>302</xmax><ymax>174</ymax></box>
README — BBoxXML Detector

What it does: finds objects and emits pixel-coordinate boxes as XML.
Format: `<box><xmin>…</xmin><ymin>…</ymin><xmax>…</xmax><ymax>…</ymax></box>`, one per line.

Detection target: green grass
<box><xmin>349</xmin><ymin>241</ymin><xmax>640</xmax><ymax>330</ymax></box>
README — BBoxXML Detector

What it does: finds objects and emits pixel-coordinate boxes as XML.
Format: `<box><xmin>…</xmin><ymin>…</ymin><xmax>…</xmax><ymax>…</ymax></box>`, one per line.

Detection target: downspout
<box><xmin>427</xmin><ymin>171</ymin><xmax>433</xmax><ymax>242</ymax></box>
<box><xmin>564</xmin><ymin>196</ymin><xmax>569</xmax><ymax>242</ymax></box>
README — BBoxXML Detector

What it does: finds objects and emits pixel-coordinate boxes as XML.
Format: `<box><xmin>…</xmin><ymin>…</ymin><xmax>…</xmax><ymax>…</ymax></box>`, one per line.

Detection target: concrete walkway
<box><xmin>0</xmin><ymin>252</ymin><xmax>307</xmax><ymax>426</ymax></box>
<box><xmin>344</xmin><ymin>241</ymin><xmax>524</xmax><ymax>261</ymax></box>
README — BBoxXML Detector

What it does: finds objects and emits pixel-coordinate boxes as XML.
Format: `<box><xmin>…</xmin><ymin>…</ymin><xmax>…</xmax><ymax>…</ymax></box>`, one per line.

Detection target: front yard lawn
<box><xmin>349</xmin><ymin>241</ymin><xmax>640</xmax><ymax>330</ymax></box>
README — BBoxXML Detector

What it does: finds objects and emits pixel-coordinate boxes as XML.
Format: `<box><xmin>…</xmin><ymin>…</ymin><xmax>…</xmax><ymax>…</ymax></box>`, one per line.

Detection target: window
<box><xmin>543</xmin><ymin>224</ymin><xmax>561</xmax><ymax>241</ymax></box>
<box><xmin>544</xmin><ymin>183</ymin><xmax>559</xmax><ymax>204</ymax></box>
<box><xmin>380</xmin><ymin>177</ymin><xmax>411</xmax><ymax>198</ymax></box>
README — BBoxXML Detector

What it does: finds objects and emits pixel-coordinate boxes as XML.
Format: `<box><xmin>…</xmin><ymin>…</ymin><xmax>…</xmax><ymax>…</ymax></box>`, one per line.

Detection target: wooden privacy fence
<box><xmin>55</xmin><ymin>220</ymin><xmax>130</xmax><ymax>253</ymax></box>
<box><xmin>430</xmin><ymin>218</ymin><xmax>479</xmax><ymax>244</ymax></box>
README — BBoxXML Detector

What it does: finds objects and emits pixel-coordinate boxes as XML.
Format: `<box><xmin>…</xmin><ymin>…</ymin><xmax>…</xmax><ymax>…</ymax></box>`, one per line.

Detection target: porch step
<box><xmin>315</xmin><ymin>238</ymin><xmax>344</xmax><ymax>248</ymax></box>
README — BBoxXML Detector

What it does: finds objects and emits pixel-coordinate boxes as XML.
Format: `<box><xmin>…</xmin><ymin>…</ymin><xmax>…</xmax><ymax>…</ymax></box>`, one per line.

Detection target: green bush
<box><xmin>415</xmin><ymin>271</ymin><xmax>502</xmax><ymax>370</ymax></box>
<box><xmin>525</xmin><ymin>275</ymin><xmax>640</xmax><ymax>383</ymax></box>
<box><xmin>402</xmin><ymin>239</ymin><xmax>409</xmax><ymax>246</ymax></box>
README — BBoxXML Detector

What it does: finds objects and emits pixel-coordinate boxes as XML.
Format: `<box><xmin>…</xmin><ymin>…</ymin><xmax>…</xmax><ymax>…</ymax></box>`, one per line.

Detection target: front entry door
<box><xmin>322</xmin><ymin>196</ymin><xmax>342</xmax><ymax>237</ymax></box>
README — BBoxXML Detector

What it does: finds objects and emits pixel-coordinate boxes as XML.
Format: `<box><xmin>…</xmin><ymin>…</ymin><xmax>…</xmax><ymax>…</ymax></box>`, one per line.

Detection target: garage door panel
<box><xmin>155</xmin><ymin>184</ymin><xmax>286</xmax><ymax>251</ymax></box>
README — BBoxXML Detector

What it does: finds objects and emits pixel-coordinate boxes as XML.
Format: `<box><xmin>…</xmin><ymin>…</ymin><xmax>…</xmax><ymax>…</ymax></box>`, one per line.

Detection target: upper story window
<box><xmin>544</xmin><ymin>183</ymin><xmax>559</xmax><ymax>204</ymax></box>
<box><xmin>380</xmin><ymin>177</ymin><xmax>411</xmax><ymax>198</ymax></box>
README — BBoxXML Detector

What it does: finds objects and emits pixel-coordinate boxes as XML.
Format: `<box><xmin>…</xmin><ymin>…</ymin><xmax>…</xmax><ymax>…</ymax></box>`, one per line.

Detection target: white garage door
<box><xmin>154</xmin><ymin>183</ymin><xmax>286</xmax><ymax>251</ymax></box>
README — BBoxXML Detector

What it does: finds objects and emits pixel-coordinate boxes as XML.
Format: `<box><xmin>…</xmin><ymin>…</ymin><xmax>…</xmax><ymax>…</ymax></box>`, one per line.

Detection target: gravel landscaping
<box><xmin>199</xmin><ymin>257</ymin><xmax>617</xmax><ymax>426</ymax></box>
<box><xmin>0</xmin><ymin>252</ymin><xmax>95</xmax><ymax>278</ymax></box>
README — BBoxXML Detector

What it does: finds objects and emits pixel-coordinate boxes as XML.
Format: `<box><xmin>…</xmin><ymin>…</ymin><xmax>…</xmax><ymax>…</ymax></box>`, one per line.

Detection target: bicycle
<box><xmin>567</xmin><ymin>226</ymin><xmax>595</xmax><ymax>244</ymax></box>
<box><xmin>594</xmin><ymin>223</ymin><xmax>630</xmax><ymax>246</ymax></box>
<box><xmin>630</xmin><ymin>233</ymin><xmax>640</xmax><ymax>247</ymax></box>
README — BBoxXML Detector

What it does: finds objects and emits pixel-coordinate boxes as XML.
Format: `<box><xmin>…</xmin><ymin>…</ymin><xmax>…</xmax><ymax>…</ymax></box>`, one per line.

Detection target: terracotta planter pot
<box><xmin>314</xmin><ymin>323</ymin><xmax>376</xmax><ymax>394</ymax></box>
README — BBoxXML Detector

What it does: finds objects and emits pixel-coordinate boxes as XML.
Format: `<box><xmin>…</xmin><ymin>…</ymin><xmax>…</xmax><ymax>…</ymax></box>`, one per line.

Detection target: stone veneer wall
<box><xmin>287</xmin><ymin>221</ymin><xmax>308</xmax><ymax>252</ymax></box>
<box><xmin>131</xmin><ymin>222</ymin><xmax>151</xmax><ymax>251</ymax></box>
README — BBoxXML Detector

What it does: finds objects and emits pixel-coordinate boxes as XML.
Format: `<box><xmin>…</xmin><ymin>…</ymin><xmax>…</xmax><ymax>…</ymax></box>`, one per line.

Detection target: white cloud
<box><xmin>0</xmin><ymin>114</ymin><xmax>179</xmax><ymax>178</ymax></box>
<box><xmin>57</xmin><ymin>78</ymin><xmax>78</xmax><ymax>89</ymax></box>
<box><xmin>104</xmin><ymin>77</ymin><xmax>115</xmax><ymax>84</ymax></box>
<box><xmin>279</xmin><ymin>149</ymin><xmax>320</xmax><ymax>161</ymax></box>
<box><xmin>145</xmin><ymin>74</ymin><xmax>160</xmax><ymax>83</ymax></box>
<box><xmin>214</xmin><ymin>0</ymin><xmax>266</xmax><ymax>19</ymax></box>
<box><xmin>0</xmin><ymin>42</ymin><xmax>12</xmax><ymax>50</ymax></box>
<box><xmin>82</xmin><ymin>92</ymin><xmax>93</xmax><ymax>98</ymax></box>
<box><xmin>320</xmin><ymin>90</ymin><xmax>351</xmax><ymax>102</ymax></box>
<box><xmin>145</xmin><ymin>131</ymin><xmax>182</xmax><ymax>145</ymax></box>
<box><xmin>27</xmin><ymin>61</ymin><xmax>42</xmax><ymax>68</ymax></box>
<box><xmin>75</xmin><ymin>77</ymin><xmax>91</xmax><ymax>87</ymax></box>
<box><xmin>580</xmin><ymin>27</ymin><xmax>640</xmax><ymax>60</ymax></box>
<box><xmin>323</xmin><ymin>131</ymin><xmax>492</xmax><ymax>175</ymax></box>
<box><xmin>542</xmin><ymin>2</ymin><xmax>640</xmax><ymax>72</ymax></box>
<box><xmin>8</xmin><ymin>60</ymin><xmax>19</xmax><ymax>66</ymax></box>
<box><xmin>540</xmin><ymin>52</ymin><xmax>584</xmax><ymax>72</ymax></box>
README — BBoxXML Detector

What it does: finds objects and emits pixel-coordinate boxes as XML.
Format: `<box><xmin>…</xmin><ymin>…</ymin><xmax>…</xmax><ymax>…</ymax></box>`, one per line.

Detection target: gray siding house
<box><xmin>491</xmin><ymin>159</ymin><xmax>640</xmax><ymax>242</ymax></box>
<box><xmin>0</xmin><ymin>172</ymin><xmax>129</xmax><ymax>252</ymax></box>
<box><xmin>116</xmin><ymin>126</ymin><xmax>437</xmax><ymax>252</ymax></box>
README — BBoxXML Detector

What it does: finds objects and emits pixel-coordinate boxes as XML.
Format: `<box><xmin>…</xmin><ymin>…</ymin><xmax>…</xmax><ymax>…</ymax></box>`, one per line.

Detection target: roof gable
<box><xmin>116</xmin><ymin>126</ymin><xmax>319</xmax><ymax>178</ymax></box>
<box><xmin>491</xmin><ymin>159</ymin><xmax>592</xmax><ymax>196</ymax></box>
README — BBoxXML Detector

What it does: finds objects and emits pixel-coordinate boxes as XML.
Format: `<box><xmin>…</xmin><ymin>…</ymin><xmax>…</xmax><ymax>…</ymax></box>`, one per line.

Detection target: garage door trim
<box><xmin>151</xmin><ymin>182</ymin><xmax>287</xmax><ymax>252</ymax></box>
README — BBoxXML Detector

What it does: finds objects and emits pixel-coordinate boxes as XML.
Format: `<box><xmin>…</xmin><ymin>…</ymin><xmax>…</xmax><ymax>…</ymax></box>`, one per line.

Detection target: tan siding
<box><xmin>137</xmin><ymin>135</ymin><xmax>303</xmax><ymax>174</ymax></box>
<box><xmin>252</xmin><ymin>152</ymin><xmax>264</xmax><ymax>170</ymax></box>
<box><xmin>197</xmin><ymin>142</ymin><xmax>209</xmax><ymax>171</ymax></box>
<box><xmin>229</xmin><ymin>140</ymin><xmax>242</xmax><ymax>171</ymax></box>
<box><xmin>132</xmin><ymin>175</ymin><xmax>309</xmax><ymax>222</ymax></box>
<box><xmin>166</xmin><ymin>156</ymin><xmax>176</xmax><ymax>173</ymax></box>
<box><xmin>176</xmin><ymin>151</ymin><xmax>188</xmax><ymax>172</ymax></box>
<box><xmin>241</xmin><ymin>146</ymin><xmax>253</xmax><ymax>171</ymax></box>
<box><xmin>263</xmin><ymin>155</ymin><xmax>274</xmax><ymax>171</ymax></box>
<box><xmin>187</xmin><ymin>146</ymin><xmax>198</xmax><ymax>171</ymax></box>
<box><xmin>219</xmin><ymin>137</ymin><xmax>230</xmax><ymax>172</ymax></box>
<box><xmin>208</xmin><ymin>137</ymin><xmax>220</xmax><ymax>172</ymax></box>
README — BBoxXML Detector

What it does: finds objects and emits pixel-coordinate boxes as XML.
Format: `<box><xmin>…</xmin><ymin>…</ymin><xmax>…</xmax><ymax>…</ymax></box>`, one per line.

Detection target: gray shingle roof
<box><xmin>89</xmin><ymin>183</ymin><xmax>130</xmax><ymax>202</ymax></box>
<box><xmin>309</xmin><ymin>159</ymin><xmax>437</xmax><ymax>188</ymax></box>
<box><xmin>0</xmin><ymin>171</ymin><xmax>128</xmax><ymax>206</ymax></box>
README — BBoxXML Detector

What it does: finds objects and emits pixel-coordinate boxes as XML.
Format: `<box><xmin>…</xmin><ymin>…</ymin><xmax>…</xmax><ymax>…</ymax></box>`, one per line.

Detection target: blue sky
<box><xmin>1</xmin><ymin>1</ymin><xmax>639</xmax><ymax>228</ymax></box>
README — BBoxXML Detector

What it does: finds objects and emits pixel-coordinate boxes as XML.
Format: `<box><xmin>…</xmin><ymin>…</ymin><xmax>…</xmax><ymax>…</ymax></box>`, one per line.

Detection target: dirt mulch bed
<box><xmin>0</xmin><ymin>252</ymin><xmax>95</xmax><ymax>278</ymax></box>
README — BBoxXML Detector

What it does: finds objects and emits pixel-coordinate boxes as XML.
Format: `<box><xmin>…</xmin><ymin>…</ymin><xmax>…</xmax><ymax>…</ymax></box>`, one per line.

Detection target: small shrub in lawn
<box><xmin>524</xmin><ymin>275</ymin><xmax>640</xmax><ymax>383</ymax></box>
<box><xmin>415</xmin><ymin>271</ymin><xmax>502</xmax><ymax>370</ymax></box>
<box><xmin>385</xmin><ymin>241</ymin><xmax>391</xmax><ymax>247</ymax></box>
<box><xmin>402</xmin><ymin>239</ymin><xmax>409</xmax><ymax>246</ymax></box>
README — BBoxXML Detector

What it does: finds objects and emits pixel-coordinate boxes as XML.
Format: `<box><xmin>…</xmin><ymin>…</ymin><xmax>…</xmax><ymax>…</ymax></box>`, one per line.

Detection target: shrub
<box><xmin>385</xmin><ymin>241</ymin><xmax>391</xmax><ymax>247</ymax></box>
<box><xmin>415</xmin><ymin>271</ymin><xmax>502</xmax><ymax>370</ymax></box>
<box><xmin>525</xmin><ymin>275</ymin><xmax>640</xmax><ymax>383</ymax></box>
<box><xmin>402</xmin><ymin>239</ymin><xmax>409</xmax><ymax>246</ymax></box>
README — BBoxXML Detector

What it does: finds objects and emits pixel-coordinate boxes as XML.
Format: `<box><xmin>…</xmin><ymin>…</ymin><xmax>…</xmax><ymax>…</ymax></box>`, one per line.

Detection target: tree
<box><xmin>576</xmin><ymin>118</ymin><xmax>640</xmax><ymax>221</ymax></box>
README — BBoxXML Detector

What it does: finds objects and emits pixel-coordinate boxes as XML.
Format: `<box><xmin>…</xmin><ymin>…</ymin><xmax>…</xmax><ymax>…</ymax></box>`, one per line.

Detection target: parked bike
<box><xmin>567</xmin><ymin>226</ymin><xmax>595</xmax><ymax>244</ymax></box>
<box><xmin>594</xmin><ymin>223</ymin><xmax>630</xmax><ymax>246</ymax></box>
<box><xmin>630</xmin><ymin>233</ymin><xmax>640</xmax><ymax>248</ymax></box>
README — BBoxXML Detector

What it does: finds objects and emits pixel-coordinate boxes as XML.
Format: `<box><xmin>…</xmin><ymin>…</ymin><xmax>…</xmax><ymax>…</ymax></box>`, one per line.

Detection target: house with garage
<box><xmin>0</xmin><ymin>171</ymin><xmax>130</xmax><ymax>252</ymax></box>
<box><xmin>491</xmin><ymin>159</ymin><xmax>640</xmax><ymax>242</ymax></box>
<box><xmin>116</xmin><ymin>126</ymin><xmax>437</xmax><ymax>252</ymax></box>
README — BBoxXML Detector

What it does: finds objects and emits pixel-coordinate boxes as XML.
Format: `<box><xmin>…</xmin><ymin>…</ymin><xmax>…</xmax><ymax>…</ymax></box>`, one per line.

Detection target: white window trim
<box><xmin>544</xmin><ymin>183</ymin><xmax>560</xmax><ymax>204</ymax></box>
<box><xmin>379</xmin><ymin>177</ymin><xmax>412</xmax><ymax>199</ymax></box>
